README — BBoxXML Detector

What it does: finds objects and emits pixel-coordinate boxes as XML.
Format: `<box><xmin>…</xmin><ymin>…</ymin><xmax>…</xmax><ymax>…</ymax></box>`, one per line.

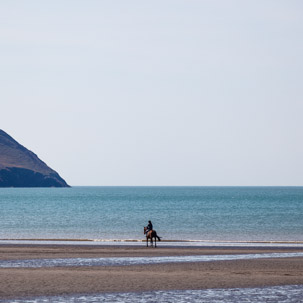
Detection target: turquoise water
<box><xmin>0</xmin><ymin>187</ymin><xmax>302</xmax><ymax>242</ymax></box>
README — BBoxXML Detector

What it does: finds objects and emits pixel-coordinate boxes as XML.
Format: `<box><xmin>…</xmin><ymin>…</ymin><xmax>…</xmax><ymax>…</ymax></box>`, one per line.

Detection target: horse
<box><xmin>144</xmin><ymin>226</ymin><xmax>161</xmax><ymax>247</ymax></box>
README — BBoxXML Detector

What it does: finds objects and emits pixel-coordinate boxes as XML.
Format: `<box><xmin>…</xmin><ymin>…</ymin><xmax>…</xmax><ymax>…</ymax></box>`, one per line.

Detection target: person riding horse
<box><xmin>144</xmin><ymin>220</ymin><xmax>161</xmax><ymax>247</ymax></box>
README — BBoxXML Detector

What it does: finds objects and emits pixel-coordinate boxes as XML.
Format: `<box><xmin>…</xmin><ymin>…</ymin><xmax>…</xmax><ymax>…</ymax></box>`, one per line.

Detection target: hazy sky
<box><xmin>1</xmin><ymin>1</ymin><xmax>302</xmax><ymax>186</ymax></box>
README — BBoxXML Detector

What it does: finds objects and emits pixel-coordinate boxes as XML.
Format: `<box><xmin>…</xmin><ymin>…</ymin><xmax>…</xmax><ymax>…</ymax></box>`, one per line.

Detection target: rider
<box><xmin>146</xmin><ymin>220</ymin><xmax>153</xmax><ymax>234</ymax></box>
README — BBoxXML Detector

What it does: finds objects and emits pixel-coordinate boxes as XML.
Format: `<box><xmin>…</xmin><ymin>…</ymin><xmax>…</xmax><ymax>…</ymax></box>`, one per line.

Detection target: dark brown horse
<box><xmin>144</xmin><ymin>227</ymin><xmax>161</xmax><ymax>247</ymax></box>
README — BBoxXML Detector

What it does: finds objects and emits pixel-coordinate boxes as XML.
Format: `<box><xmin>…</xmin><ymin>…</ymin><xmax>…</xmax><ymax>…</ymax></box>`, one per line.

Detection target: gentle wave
<box><xmin>1</xmin><ymin>285</ymin><xmax>302</xmax><ymax>303</ymax></box>
<box><xmin>1</xmin><ymin>238</ymin><xmax>303</xmax><ymax>248</ymax></box>
<box><xmin>1</xmin><ymin>252</ymin><xmax>303</xmax><ymax>268</ymax></box>
<box><xmin>1</xmin><ymin>238</ymin><xmax>303</xmax><ymax>244</ymax></box>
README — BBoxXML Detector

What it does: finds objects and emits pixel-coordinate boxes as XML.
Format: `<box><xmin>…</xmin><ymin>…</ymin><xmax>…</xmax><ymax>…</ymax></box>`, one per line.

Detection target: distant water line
<box><xmin>1</xmin><ymin>239</ymin><xmax>303</xmax><ymax>248</ymax></box>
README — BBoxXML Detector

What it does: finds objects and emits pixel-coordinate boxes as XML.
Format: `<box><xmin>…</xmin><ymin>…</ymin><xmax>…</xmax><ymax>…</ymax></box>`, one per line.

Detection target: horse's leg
<box><xmin>155</xmin><ymin>236</ymin><xmax>157</xmax><ymax>248</ymax></box>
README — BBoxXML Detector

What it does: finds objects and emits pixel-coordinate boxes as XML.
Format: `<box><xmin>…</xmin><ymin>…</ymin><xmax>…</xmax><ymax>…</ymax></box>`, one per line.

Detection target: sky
<box><xmin>1</xmin><ymin>1</ymin><xmax>302</xmax><ymax>186</ymax></box>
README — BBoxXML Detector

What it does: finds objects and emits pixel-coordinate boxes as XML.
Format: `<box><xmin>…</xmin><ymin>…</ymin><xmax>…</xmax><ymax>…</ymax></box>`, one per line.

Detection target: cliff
<box><xmin>0</xmin><ymin>130</ymin><xmax>69</xmax><ymax>187</ymax></box>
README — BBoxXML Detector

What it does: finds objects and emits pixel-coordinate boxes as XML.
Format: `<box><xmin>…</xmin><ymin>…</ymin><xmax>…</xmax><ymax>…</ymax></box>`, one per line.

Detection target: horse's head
<box><xmin>144</xmin><ymin>226</ymin><xmax>147</xmax><ymax>234</ymax></box>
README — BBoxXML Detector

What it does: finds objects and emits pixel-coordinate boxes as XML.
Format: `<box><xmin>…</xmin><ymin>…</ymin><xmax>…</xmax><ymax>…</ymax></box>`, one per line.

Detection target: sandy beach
<box><xmin>0</xmin><ymin>244</ymin><xmax>302</xmax><ymax>300</ymax></box>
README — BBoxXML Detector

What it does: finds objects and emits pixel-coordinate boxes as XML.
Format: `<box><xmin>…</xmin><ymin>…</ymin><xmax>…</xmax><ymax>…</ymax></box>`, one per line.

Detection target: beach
<box><xmin>0</xmin><ymin>187</ymin><xmax>302</xmax><ymax>301</ymax></box>
<box><xmin>0</xmin><ymin>244</ymin><xmax>302</xmax><ymax>300</ymax></box>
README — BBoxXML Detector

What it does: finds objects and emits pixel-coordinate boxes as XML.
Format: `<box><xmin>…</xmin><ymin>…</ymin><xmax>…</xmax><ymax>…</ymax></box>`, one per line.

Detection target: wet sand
<box><xmin>0</xmin><ymin>244</ymin><xmax>302</xmax><ymax>299</ymax></box>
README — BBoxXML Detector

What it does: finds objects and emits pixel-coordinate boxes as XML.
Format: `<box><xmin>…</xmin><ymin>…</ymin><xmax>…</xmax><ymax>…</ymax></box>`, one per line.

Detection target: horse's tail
<box><xmin>156</xmin><ymin>233</ymin><xmax>161</xmax><ymax>241</ymax></box>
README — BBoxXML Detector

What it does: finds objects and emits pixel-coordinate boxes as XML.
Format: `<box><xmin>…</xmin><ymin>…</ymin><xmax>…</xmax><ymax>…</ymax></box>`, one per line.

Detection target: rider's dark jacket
<box><xmin>147</xmin><ymin>222</ymin><xmax>153</xmax><ymax>232</ymax></box>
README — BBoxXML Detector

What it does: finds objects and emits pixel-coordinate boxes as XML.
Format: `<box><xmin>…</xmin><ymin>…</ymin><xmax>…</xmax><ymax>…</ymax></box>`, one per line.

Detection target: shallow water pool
<box><xmin>1</xmin><ymin>285</ymin><xmax>303</xmax><ymax>303</ymax></box>
<box><xmin>0</xmin><ymin>252</ymin><xmax>303</xmax><ymax>268</ymax></box>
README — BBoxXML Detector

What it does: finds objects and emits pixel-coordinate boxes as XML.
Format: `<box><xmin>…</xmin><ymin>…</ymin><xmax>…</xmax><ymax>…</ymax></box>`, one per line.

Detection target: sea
<box><xmin>0</xmin><ymin>186</ymin><xmax>302</xmax><ymax>244</ymax></box>
<box><xmin>0</xmin><ymin>186</ymin><xmax>303</xmax><ymax>302</ymax></box>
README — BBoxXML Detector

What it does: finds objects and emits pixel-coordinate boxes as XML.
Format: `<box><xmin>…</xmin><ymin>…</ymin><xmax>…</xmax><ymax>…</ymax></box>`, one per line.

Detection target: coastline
<box><xmin>1</xmin><ymin>238</ymin><xmax>303</xmax><ymax>248</ymax></box>
<box><xmin>0</xmin><ymin>244</ymin><xmax>302</xmax><ymax>300</ymax></box>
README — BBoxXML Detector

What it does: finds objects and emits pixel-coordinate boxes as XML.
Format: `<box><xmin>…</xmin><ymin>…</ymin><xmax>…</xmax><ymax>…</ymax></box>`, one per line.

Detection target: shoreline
<box><xmin>0</xmin><ymin>244</ymin><xmax>302</xmax><ymax>299</ymax></box>
<box><xmin>1</xmin><ymin>238</ymin><xmax>303</xmax><ymax>248</ymax></box>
